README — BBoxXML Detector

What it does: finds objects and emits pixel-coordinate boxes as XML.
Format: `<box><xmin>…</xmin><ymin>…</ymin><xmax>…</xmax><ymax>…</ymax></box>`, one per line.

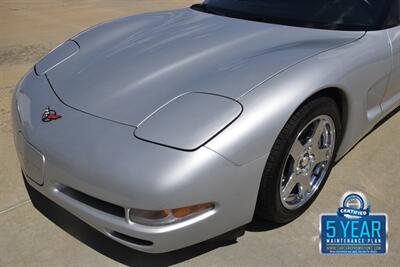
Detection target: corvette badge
<box><xmin>42</xmin><ymin>107</ymin><xmax>62</xmax><ymax>122</ymax></box>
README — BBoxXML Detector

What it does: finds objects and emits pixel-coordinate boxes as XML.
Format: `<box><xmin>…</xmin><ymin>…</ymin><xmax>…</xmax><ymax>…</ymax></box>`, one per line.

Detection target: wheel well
<box><xmin>305</xmin><ymin>88</ymin><xmax>348</xmax><ymax>136</ymax></box>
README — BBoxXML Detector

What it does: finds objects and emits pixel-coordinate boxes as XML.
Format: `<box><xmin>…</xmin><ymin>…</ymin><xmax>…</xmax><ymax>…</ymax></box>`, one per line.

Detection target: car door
<box><xmin>381</xmin><ymin>0</ymin><xmax>400</xmax><ymax>112</ymax></box>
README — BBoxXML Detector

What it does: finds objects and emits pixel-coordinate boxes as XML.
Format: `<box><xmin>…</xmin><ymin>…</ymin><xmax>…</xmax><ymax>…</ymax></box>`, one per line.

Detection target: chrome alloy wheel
<box><xmin>280</xmin><ymin>115</ymin><xmax>336</xmax><ymax>210</ymax></box>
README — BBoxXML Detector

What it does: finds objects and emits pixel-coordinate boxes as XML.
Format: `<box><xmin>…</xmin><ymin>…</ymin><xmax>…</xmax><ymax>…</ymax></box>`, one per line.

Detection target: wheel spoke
<box><xmin>290</xmin><ymin>138</ymin><xmax>304</xmax><ymax>160</ymax></box>
<box><xmin>297</xmin><ymin>174</ymin><xmax>312</xmax><ymax>194</ymax></box>
<box><xmin>304</xmin><ymin>138</ymin><xmax>313</xmax><ymax>150</ymax></box>
<box><xmin>311</xmin><ymin>120</ymin><xmax>326</xmax><ymax>144</ymax></box>
<box><xmin>312</xmin><ymin>146</ymin><xmax>330</xmax><ymax>164</ymax></box>
<box><xmin>281</xmin><ymin>174</ymin><xmax>299</xmax><ymax>200</ymax></box>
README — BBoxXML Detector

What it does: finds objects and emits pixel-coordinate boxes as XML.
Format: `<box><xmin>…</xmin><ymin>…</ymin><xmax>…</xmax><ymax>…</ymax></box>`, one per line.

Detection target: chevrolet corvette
<box><xmin>12</xmin><ymin>0</ymin><xmax>400</xmax><ymax>253</ymax></box>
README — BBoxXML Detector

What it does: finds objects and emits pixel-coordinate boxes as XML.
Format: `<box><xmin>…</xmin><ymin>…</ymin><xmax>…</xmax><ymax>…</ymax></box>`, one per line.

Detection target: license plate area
<box><xmin>19</xmin><ymin>133</ymin><xmax>45</xmax><ymax>185</ymax></box>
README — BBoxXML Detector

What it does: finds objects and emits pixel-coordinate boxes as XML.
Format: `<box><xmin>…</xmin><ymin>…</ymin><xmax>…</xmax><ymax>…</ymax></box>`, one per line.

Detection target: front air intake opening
<box><xmin>109</xmin><ymin>231</ymin><xmax>154</xmax><ymax>246</ymax></box>
<box><xmin>58</xmin><ymin>185</ymin><xmax>125</xmax><ymax>218</ymax></box>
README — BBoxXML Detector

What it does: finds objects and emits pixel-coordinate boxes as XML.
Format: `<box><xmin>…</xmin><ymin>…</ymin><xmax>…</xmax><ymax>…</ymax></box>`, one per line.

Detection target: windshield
<box><xmin>196</xmin><ymin>0</ymin><xmax>392</xmax><ymax>31</ymax></box>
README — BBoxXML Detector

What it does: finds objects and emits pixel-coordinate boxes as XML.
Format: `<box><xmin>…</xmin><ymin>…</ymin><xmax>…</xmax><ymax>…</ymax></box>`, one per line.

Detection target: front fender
<box><xmin>206</xmin><ymin>31</ymin><xmax>391</xmax><ymax>165</ymax></box>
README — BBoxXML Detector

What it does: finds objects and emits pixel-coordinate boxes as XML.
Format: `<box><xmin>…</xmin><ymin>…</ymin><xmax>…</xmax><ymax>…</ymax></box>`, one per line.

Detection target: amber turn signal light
<box><xmin>128</xmin><ymin>203</ymin><xmax>214</xmax><ymax>226</ymax></box>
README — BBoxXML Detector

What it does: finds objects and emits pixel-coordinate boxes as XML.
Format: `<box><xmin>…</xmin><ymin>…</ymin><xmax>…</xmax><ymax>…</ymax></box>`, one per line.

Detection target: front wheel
<box><xmin>256</xmin><ymin>97</ymin><xmax>342</xmax><ymax>224</ymax></box>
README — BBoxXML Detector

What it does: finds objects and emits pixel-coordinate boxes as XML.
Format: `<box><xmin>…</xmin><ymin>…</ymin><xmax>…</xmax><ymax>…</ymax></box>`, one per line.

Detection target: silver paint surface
<box><xmin>12</xmin><ymin>7</ymin><xmax>400</xmax><ymax>253</ymax></box>
<box><xmin>44</xmin><ymin>9</ymin><xmax>363</xmax><ymax>127</ymax></box>
<box><xmin>134</xmin><ymin>92</ymin><xmax>242</xmax><ymax>150</ymax></box>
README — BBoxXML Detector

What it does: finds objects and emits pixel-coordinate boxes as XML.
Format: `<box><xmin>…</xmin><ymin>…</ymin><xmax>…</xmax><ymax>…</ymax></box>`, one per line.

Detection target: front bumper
<box><xmin>12</xmin><ymin>70</ymin><xmax>268</xmax><ymax>253</ymax></box>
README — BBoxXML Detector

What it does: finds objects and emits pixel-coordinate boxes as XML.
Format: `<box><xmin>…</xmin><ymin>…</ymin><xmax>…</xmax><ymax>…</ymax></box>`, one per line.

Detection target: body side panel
<box><xmin>207</xmin><ymin>31</ymin><xmax>392</xmax><ymax>165</ymax></box>
<box><xmin>381</xmin><ymin>26</ymin><xmax>400</xmax><ymax>112</ymax></box>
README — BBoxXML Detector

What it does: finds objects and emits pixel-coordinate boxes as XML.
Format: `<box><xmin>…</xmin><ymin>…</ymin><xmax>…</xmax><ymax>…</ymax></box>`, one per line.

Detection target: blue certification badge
<box><xmin>320</xmin><ymin>192</ymin><xmax>388</xmax><ymax>254</ymax></box>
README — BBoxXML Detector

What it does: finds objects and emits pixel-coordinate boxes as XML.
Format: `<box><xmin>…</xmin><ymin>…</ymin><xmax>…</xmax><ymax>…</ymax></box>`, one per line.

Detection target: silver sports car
<box><xmin>12</xmin><ymin>0</ymin><xmax>400</xmax><ymax>253</ymax></box>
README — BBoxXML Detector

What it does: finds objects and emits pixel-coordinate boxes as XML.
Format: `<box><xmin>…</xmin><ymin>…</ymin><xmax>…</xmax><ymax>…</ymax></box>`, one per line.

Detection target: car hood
<box><xmin>44</xmin><ymin>8</ymin><xmax>364</xmax><ymax>126</ymax></box>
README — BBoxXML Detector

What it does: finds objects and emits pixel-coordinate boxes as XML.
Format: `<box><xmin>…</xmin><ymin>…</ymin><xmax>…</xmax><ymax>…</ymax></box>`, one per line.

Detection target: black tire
<box><xmin>255</xmin><ymin>97</ymin><xmax>342</xmax><ymax>224</ymax></box>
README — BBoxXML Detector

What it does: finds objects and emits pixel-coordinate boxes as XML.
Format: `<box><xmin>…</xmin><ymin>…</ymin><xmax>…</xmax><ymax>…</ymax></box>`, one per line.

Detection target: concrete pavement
<box><xmin>0</xmin><ymin>1</ymin><xmax>399</xmax><ymax>266</ymax></box>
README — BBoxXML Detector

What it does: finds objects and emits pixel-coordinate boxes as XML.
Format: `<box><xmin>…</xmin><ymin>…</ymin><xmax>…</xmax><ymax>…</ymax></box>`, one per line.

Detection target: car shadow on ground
<box><xmin>25</xmin><ymin>180</ymin><xmax>281</xmax><ymax>267</ymax></box>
